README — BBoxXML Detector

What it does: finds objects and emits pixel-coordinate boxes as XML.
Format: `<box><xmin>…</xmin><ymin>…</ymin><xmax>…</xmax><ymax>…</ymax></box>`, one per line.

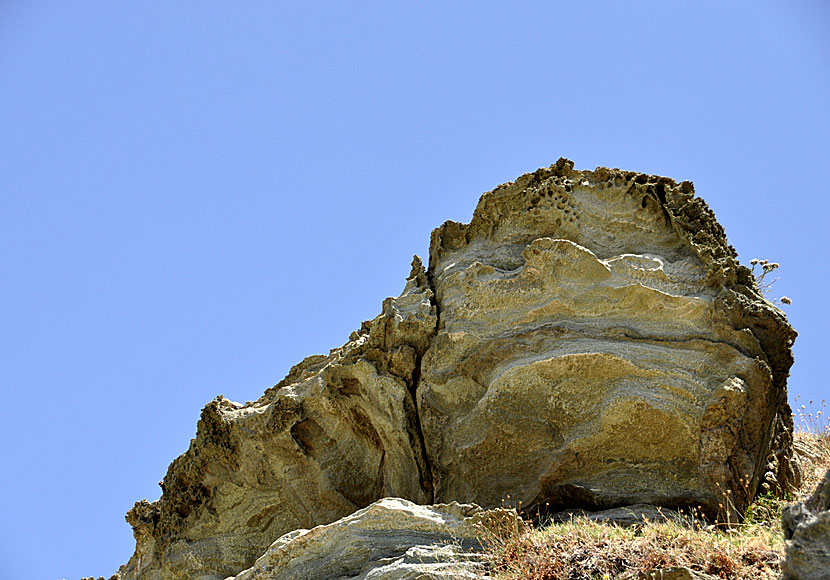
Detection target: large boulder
<box><xmin>782</xmin><ymin>468</ymin><xmax>830</xmax><ymax>580</ymax></box>
<box><xmin>418</xmin><ymin>158</ymin><xmax>796</xmax><ymax>517</ymax></box>
<box><xmin>114</xmin><ymin>160</ymin><xmax>797</xmax><ymax>580</ymax></box>
<box><xmin>226</xmin><ymin>498</ymin><xmax>516</xmax><ymax>580</ymax></box>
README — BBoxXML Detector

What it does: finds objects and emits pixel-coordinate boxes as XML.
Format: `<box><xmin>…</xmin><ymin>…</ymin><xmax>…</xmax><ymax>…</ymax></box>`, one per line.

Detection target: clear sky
<box><xmin>1</xmin><ymin>2</ymin><xmax>828</xmax><ymax>579</ymax></box>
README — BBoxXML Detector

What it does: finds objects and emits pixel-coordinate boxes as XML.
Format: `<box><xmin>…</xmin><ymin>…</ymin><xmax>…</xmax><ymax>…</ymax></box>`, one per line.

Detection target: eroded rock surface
<box><xmin>418</xmin><ymin>158</ymin><xmax>796</xmax><ymax>517</ymax></box>
<box><xmin>226</xmin><ymin>498</ymin><xmax>516</xmax><ymax>580</ymax></box>
<box><xmin>118</xmin><ymin>259</ymin><xmax>437</xmax><ymax>580</ymax></box>
<box><xmin>115</xmin><ymin>160</ymin><xmax>797</xmax><ymax>580</ymax></box>
<box><xmin>782</xmin><ymin>469</ymin><xmax>830</xmax><ymax>580</ymax></box>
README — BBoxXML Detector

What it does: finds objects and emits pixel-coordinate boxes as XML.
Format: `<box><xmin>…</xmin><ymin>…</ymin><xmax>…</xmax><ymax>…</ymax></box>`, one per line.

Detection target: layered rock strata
<box><xmin>115</xmin><ymin>160</ymin><xmax>797</xmax><ymax>580</ymax></box>
<box><xmin>118</xmin><ymin>260</ymin><xmax>437</xmax><ymax>580</ymax></box>
<box><xmin>226</xmin><ymin>498</ymin><xmax>516</xmax><ymax>580</ymax></box>
<box><xmin>419</xmin><ymin>158</ymin><xmax>797</xmax><ymax>517</ymax></box>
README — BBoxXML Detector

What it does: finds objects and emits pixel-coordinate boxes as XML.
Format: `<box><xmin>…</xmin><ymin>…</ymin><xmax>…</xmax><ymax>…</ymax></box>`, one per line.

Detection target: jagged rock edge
<box><xmin>113</xmin><ymin>158</ymin><xmax>799</xmax><ymax>580</ymax></box>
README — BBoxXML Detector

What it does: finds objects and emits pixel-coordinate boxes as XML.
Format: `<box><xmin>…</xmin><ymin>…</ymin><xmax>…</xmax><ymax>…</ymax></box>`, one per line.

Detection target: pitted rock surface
<box><xmin>113</xmin><ymin>160</ymin><xmax>796</xmax><ymax>580</ymax></box>
<box><xmin>419</xmin><ymin>159</ymin><xmax>796</xmax><ymax>517</ymax></box>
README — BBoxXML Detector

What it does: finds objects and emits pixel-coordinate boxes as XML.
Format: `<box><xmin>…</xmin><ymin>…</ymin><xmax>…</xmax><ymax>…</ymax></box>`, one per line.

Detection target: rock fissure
<box><xmin>409</xmin><ymin>258</ymin><xmax>442</xmax><ymax>503</ymax></box>
<box><xmin>409</xmin><ymin>349</ymin><xmax>436</xmax><ymax>503</ymax></box>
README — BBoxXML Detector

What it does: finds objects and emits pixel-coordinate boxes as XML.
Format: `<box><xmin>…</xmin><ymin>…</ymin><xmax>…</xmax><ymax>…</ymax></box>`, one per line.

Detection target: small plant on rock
<box><xmin>793</xmin><ymin>396</ymin><xmax>830</xmax><ymax>475</ymax></box>
<box><xmin>750</xmin><ymin>259</ymin><xmax>791</xmax><ymax>305</ymax></box>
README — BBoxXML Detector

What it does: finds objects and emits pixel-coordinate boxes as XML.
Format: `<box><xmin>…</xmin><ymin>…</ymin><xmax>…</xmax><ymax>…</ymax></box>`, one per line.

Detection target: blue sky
<box><xmin>1</xmin><ymin>2</ymin><xmax>828</xmax><ymax>579</ymax></box>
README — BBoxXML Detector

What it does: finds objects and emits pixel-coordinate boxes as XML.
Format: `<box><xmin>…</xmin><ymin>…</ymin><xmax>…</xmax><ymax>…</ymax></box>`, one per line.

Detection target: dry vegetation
<box><xmin>475</xmin><ymin>400</ymin><xmax>830</xmax><ymax>580</ymax></box>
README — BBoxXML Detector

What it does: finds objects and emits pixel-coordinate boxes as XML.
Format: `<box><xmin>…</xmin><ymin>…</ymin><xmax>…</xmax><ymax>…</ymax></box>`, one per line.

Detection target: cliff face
<box><xmin>116</xmin><ymin>160</ymin><xmax>797</xmax><ymax>580</ymax></box>
<box><xmin>419</xmin><ymin>158</ymin><xmax>796</xmax><ymax>515</ymax></box>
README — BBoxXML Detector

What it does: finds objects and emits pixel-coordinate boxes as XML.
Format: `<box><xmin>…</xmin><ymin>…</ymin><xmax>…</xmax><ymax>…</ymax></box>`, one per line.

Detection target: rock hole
<box><xmin>654</xmin><ymin>182</ymin><xmax>667</xmax><ymax>204</ymax></box>
<box><xmin>340</xmin><ymin>377</ymin><xmax>361</xmax><ymax>397</ymax></box>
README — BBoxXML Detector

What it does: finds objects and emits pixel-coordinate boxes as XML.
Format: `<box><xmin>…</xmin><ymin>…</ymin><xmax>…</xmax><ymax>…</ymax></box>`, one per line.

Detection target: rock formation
<box><xmin>118</xmin><ymin>261</ymin><xmax>437</xmax><ymax>580</ymax></box>
<box><xmin>114</xmin><ymin>159</ymin><xmax>797</xmax><ymax>580</ymax></box>
<box><xmin>419</xmin><ymin>158</ymin><xmax>797</xmax><ymax>516</ymax></box>
<box><xmin>782</xmin><ymin>469</ymin><xmax>830</xmax><ymax>580</ymax></box>
<box><xmin>225</xmin><ymin>498</ymin><xmax>516</xmax><ymax>580</ymax></box>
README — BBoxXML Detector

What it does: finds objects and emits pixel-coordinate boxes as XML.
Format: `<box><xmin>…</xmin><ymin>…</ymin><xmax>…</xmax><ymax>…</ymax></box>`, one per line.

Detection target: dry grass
<box><xmin>474</xmin><ymin>403</ymin><xmax>830</xmax><ymax>580</ymax></box>
<box><xmin>793</xmin><ymin>397</ymin><xmax>830</xmax><ymax>499</ymax></box>
<box><xmin>480</xmin><ymin>514</ymin><xmax>784</xmax><ymax>580</ymax></box>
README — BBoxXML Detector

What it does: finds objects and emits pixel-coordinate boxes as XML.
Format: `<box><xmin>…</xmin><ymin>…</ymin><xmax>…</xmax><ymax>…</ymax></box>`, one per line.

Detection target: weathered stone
<box><xmin>225</xmin><ymin>498</ymin><xmax>516</xmax><ymax>580</ymax></box>
<box><xmin>793</xmin><ymin>438</ymin><xmax>825</xmax><ymax>466</ymax></box>
<box><xmin>418</xmin><ymin>159</ymin><xmax>796</xmax><ymax>517</ymax></box>
<box><xmin>782</xmin><ymin>469</ymin><xmax>830</xmax><ymax>580</ymax></box>
<box><xmin>114</xmin><ymin>160</ymin><xmax>797</xmax><ymax>580</ymax></box>
<box><xmin>116</xmin><ymin>259</ymin><xmax>438</xmax><ymax>580</ymax></box>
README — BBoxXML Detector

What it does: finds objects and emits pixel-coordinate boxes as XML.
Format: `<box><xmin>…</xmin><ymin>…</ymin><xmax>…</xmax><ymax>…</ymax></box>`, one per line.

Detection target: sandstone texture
<box><xmin>782</xmin><ymin>469</ymin><xmax>830</xmax><ymax>580</ymax></box>
<box><xmin>118</xmin><ymin>260</ymin><xmax>437</xmax><ymax>580</ymax></box>
<box><xmin>226</xmin><ymin>498</ymin><xmax>515</xmax><ymax>580</ymax></box>
<box><xmin>114</xmin><ymin>159</ymin><xmax>797</xmax><ymax>580</ymax></box>
<box><xmin>419</xmin><ymin>158</ymin><xmax>796</xmax><ymax>517</ymax></box>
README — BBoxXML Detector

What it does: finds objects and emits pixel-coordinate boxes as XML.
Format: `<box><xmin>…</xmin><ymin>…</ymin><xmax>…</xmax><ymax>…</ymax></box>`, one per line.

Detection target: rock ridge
<box><xmin>113</xmin><ymin>159</ymin><xmax>797</xmax><ymax>580</ymax></box>
<box><xmin>119</xmin><ymin>255</ymin><xmax>440</xmax><ymax>580</ymax></box>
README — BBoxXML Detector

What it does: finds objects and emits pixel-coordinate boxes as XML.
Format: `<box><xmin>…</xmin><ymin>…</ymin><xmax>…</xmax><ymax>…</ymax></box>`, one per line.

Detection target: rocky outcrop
<box><xmin>226</xmin><ymin>498</ymin><xmax>516</xmax><ymax>580</ymax></box>
<box><xmin>782</xmin><ymin>469</ymin><xmax>830</xmax><ymax>580</ymax></box>
<box><xmin>418</xmin><ymin>158</ymin><xmax>796</xmax><ymax>518</ymax></box>
<box><xmin>118</xmin><ymin>259</ymin><xmax>437</xmax><ymax>580</ymax></box>
<box><xmin>115</xmin><ymin>160</ymin><xmax>797</xmax><ymax>580</ymax></box>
